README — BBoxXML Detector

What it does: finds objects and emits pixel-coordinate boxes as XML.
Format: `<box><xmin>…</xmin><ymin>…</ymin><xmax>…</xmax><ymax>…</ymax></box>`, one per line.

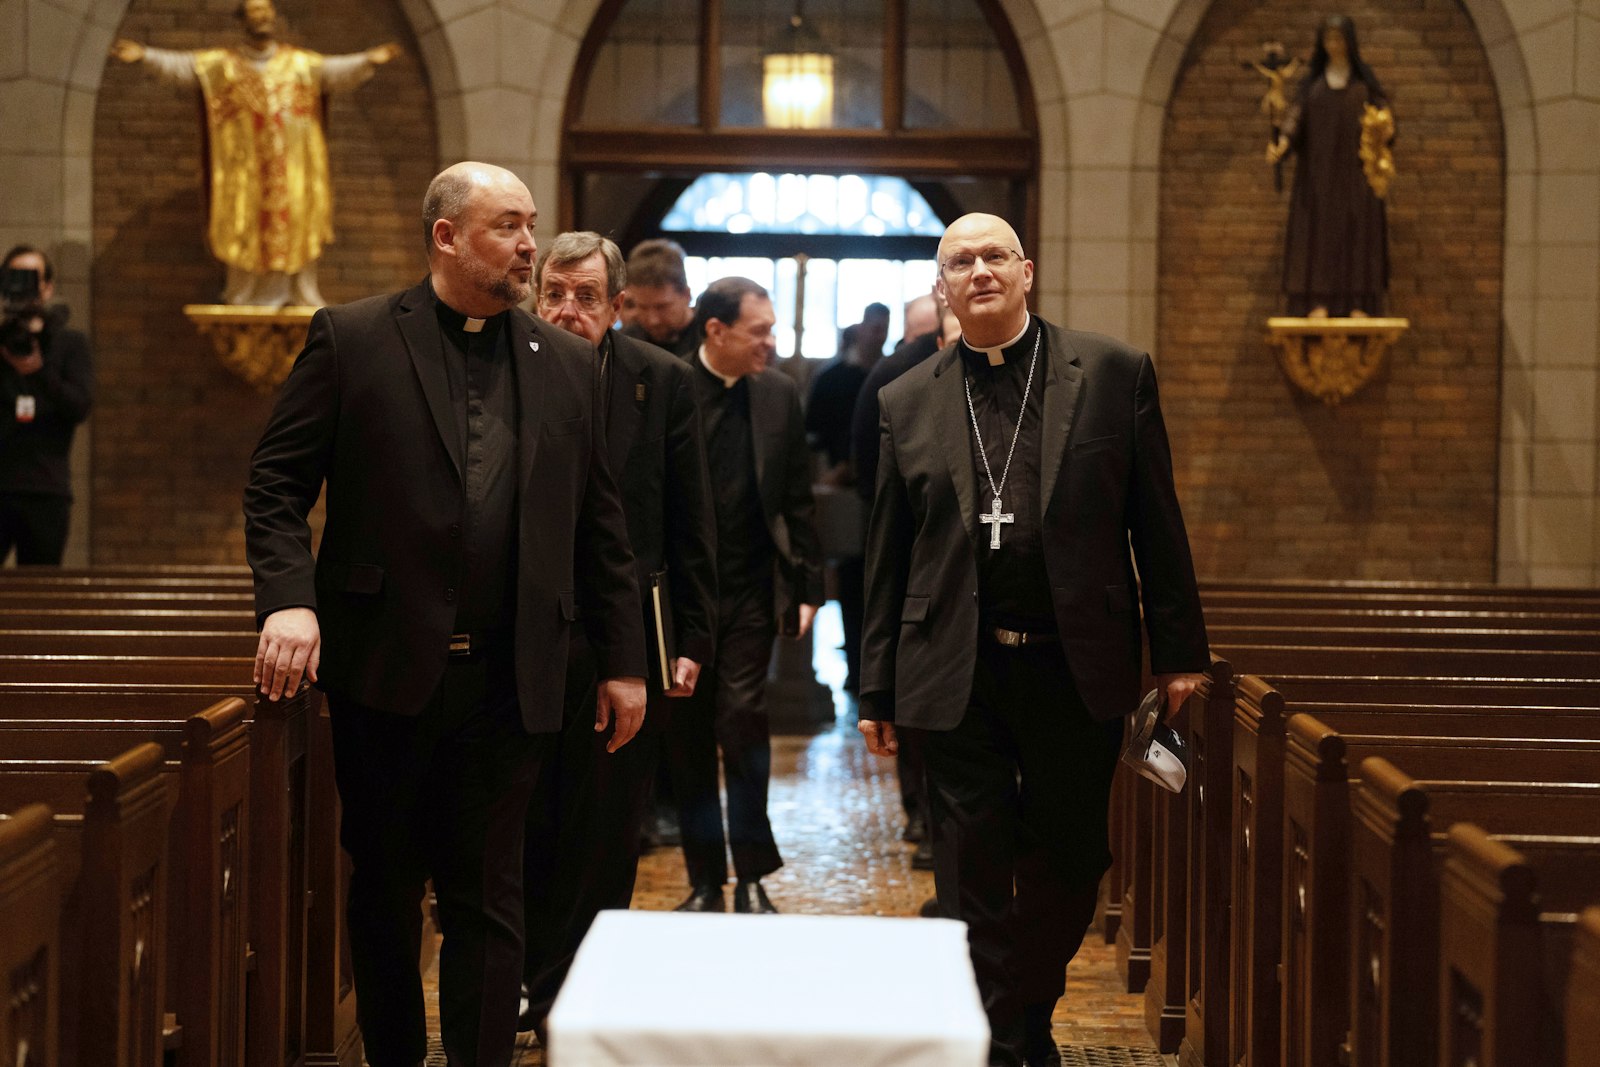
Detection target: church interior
<box><xmin>4</xmin><ymin>0</ymin><xmax>1600</xmax><ymax>1065</ymax></box>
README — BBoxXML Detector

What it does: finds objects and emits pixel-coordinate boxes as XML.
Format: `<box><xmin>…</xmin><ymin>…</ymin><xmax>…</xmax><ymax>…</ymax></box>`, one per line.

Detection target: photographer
<box><xmin>0</xmin><ymin>245</ymin><xmax>93</xmax><ymax>565</ymax></box>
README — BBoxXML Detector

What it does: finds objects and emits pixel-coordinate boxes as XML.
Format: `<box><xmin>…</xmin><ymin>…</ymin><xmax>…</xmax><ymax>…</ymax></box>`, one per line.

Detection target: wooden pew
<box><xmin>1569</xmin><ymin>907</ymin><xmax>1600</xmax><ymax>1067</ymax></box>
<box><xmin>0</xmin><ymin>608</ymin><xmax>254</xmax><ymax>629</ymax></box>
<box><xmin>1204</xmin><ymin>604</ymin><xmax>1600</xmax><ymax>631</ymax></box>
<box><xmin>1213</xmin><ymin>644</ymin><xmax>1600</xmax><ymax>681</ymax></box>
<box><xmin>1142</xmin><ymin>660</ymin><xmax>1236</xmax><ymax>1055</ymax></box>
<box><xmin>1280</xmin><ymin>723</ymin><xmax>1600</xmax><ymax>1067</ymax></box>
<box><xmin>0</xmin><ymin>744</ymin><xmax>174</xmax><ymax>1067</ymax></box>
<box><xmin>0</xmin><ymin>804</ymin><xmax>60</xmax><ymax>1067</ymax></box>
<box><xmin>1176</xmin><ymin>658</ymin><xmax>1236</xmax><ymax>1067</ymax></box>
<box><xmin>0</xmin><ymin>630</ymin><xmax>261</xmax><ymax>656</ymax></box>
<box><xmin>0</xmin><ymin>699</ymin><xmax>250</xmax><ymax>1067</ymax></box>
<box><xmin>1220</xmin><ymin>673</ymin><xmax>1600</xmax><ymax>1067</ymax></box>
<box><xmin>1209</xmin><ymin>623</ymin><xmax>1600</xmax><ymax>651</ymax></box>
<box><xmin>1353</xmin><ymin>762</ymin><xmax>1600</xmax><ymax>1067</ymax></box>
<box><xmin>1164</xmin><ymin>584</ymin><xmax>1600</xmax><ymax>1067</ymax></box>
<box><xmin>1124</xmin><ymin>642</ymin><xmax>1600</xmax><ymax>1005</ymax></box>
<box><xmin>1200</xmin><ymin>581</ymin><xmax>1600</xmax><ymax>608</ymax></box>
<box><xmin>1158</xmin><ymin>675</ymin><xmax>1593</xmax><ymax>1062</ymax></box>
<box><xmin>1438</xmin><ymin>823</ymin><xmax>1600</xmax><ymax>1067</ymax></box>
<box><xmin>0</xmin><ymin>668</ymin><xmax>359</xmax><ymax>1067</ymax></box>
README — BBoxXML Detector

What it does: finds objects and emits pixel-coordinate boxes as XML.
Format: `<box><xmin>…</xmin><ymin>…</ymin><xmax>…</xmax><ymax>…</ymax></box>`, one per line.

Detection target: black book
<box><xmin>647</xmin><ymin>568</ymin><xmax>678</xmax><ymax>693</ymax></box>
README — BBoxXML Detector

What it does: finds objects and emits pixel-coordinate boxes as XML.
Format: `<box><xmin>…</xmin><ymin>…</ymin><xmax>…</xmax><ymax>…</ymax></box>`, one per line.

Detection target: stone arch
<box><xmin>532</xmin><ymin>0</ymin><xmax>1070</xmax><ymax>296</ymax></box>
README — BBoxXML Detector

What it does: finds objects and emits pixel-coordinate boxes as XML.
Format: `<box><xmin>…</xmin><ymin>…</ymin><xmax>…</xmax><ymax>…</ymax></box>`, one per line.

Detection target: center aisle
<box><xmin>416</xmin><ymin>609</ymin><xmax>1170</xmax><ymax>1065</ymax></box>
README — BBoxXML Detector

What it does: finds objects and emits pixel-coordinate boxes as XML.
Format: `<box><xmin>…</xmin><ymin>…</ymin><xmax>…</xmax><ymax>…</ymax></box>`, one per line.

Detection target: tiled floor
<box><xmin>417</xmin><ymin>607</ymin><xmax>1168</xmax><ymax>1065</ymax></box>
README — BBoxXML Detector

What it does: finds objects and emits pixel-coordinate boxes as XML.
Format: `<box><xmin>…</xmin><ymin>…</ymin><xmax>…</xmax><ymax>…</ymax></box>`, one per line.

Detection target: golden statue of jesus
<box><xmin>112</xmin><ymin>0</ymin><xmax>399</xmax><ymax>308</ymax></box>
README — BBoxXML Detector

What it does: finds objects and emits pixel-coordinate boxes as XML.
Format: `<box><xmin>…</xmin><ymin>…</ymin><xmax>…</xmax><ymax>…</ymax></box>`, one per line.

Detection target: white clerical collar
<box><xmin>697</xmin><ymin>345</ymin><xmax>739</xmax><ymax>389</ymax></box>
<box><xmin>463</xmin><ymin>317</ymin><xmax>486</xmax><ymax>333</ymax></box>
<box><xmin>964</xmin><ymin>316</ymin><xmax>1033</xmax><ymax>367</ymax></box>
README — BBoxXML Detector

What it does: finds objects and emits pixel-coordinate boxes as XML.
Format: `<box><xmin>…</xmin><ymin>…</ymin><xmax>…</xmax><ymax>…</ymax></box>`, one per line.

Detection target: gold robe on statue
<box><xmin>193</xmin><ymin>45</ymin><xmax>332</xmax><ymax>277</ymax></box>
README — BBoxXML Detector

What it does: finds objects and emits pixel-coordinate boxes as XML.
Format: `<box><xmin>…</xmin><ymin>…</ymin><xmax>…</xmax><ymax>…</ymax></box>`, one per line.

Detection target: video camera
<box><xmin>0</xmin><ymin>266</ymin><xmax>43</xmax><ymax>358</ymax></box>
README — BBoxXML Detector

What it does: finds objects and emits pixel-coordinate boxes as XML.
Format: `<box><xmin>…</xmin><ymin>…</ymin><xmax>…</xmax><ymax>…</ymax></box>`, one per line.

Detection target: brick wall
<box><xmin>91</xmin><ymin>0</ymin><xmax>437</xmax><ymax>564</ymax></box>
<box><xmin>1159</xmin><ymin>0</ymin><xmax>1502</xmax><ymax>581</ymax></box>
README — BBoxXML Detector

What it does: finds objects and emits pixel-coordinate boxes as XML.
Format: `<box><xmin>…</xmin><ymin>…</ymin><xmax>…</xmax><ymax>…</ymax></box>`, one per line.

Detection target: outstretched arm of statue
<box><xmin>321</xmin><ymin>43</ymin><xmax>401</xmax><ymax>91</ymax></box>
<box><xmin>110</xmin><ymin>40</ymin><xmax>199</xmax><ymax>86</ymax></box>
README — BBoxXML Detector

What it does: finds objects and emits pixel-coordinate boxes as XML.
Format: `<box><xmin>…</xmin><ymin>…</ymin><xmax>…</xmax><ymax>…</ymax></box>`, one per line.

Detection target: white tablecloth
<box><xmin>547</xmin><ymin>910</ymin><xmax>990</xmax><ymax>1066</ymax></box>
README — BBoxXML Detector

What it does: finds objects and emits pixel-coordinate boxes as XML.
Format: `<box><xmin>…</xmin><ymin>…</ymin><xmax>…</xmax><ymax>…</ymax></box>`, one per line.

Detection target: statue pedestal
<box><xmin>184</xmin><ymin>304</ymin><xmax>318</xmax><ymax>394</ymax></box>
<box><xmin>1266</xmin><ymin>316</ymin><xmax>1409</xmax><ymax>404</ymax></box>
<box><xmin>766</xmin><ymin>630</ymin><xmax>835</xmax><ymax>736</ymax></box>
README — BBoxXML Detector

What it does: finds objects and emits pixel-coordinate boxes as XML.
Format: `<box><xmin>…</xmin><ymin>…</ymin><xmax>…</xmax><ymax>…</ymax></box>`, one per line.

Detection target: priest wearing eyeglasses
<box><xmin>857</xmin><ymin>213</ymin><xmax>1208</xmax><ymax>1067</ymax></box>
<box><xmin>520</xmin><ymin>232</ymin><xmax>718</xmax><ymax>1039</ymax></box>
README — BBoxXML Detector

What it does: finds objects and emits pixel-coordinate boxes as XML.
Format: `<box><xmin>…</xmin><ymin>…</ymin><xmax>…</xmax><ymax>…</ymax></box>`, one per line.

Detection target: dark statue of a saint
<box><xmin>1267</xmin><ymin>16</ymin><xmax>1394</xmax><ymax>318</ymax></box>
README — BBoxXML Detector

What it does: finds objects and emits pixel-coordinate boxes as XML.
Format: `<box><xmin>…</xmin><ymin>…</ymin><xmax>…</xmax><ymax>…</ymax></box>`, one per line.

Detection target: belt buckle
<box><xmin>448</xmin><ymin>633</ymin><xmax>472</xmax><ymax>656</ymax></box>
<box><xmin>994</xmin><ymin>627</ymin><xmax>1023</xmax><ymax>648</ymax></box>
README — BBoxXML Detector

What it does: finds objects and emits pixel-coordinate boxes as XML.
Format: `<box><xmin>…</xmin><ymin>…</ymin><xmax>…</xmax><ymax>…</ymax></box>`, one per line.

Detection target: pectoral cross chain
<box><xmin>963</xmin><ymin>324</ymin><xmax>1043</xmax><ymax>552</ymax></box>
<box><xmin>980</xmin><ymin>496</ymin><xmax>1014</xmax><ymax>549</ymax></box>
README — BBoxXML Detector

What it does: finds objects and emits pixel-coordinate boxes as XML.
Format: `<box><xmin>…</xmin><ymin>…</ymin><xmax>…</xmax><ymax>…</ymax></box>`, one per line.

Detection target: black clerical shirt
<box><xmin>434</xmin><ymin>294</ymin><xmax>518</xmax><ymax>634</ymax></box>
<box><xmin>692</xmin><ymin>356</ymin><xmax>774</xmax><ymax>595</ymax></box>
<box><xmin>960</xmin><ymin>316</ymin><xmax>1054</xmax><ymax>631</ymax></box>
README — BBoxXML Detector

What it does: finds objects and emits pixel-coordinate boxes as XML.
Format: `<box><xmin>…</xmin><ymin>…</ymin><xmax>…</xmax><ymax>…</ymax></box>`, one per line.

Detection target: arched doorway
<box><xmin>560</xmin><ymin>0</ymin><xmax>1040</xmax><ymax>355</ymax></box>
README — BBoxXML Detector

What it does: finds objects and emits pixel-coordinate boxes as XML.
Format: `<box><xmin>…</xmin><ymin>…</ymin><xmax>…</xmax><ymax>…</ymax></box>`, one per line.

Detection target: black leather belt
<box><xmin>991</xmin><ymin>626</ymin><xmax>1056</xmax><ymax>648</ymax></box>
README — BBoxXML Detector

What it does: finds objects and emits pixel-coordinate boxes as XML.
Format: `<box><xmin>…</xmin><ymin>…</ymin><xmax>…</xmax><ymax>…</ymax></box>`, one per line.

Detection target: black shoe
<box><xmin>517</xmin><ymin>984</ymin><xmax>550</xmax><ymax>1045</ymax></box>
<box><xmin>674</xmin><ymin>884</ymin><xmax>726</xmax><ymax>912</ymax></box>
<box><xmin>917</xmin><ymin>896</ymin><xmax>940</xmax><ymax>918</ymax></box>
<box><xmin>732</xmin><ymin>879</ymin><xmax>778</xmax><ymax>913</ymax></box>
<box><xmin>911</xmin><ymin>836</ymin><xmax>935</xmax><ymax>870</ymax></box>
<box><xmin>1022</xmin><ymin>1001</ymin><xmax>1061</xmax><ymax>1067</ymax></box>
<box><xmin>902</xmin><ymin>810</ymin><xmax>927</xmax><ymax>843</ymax></box>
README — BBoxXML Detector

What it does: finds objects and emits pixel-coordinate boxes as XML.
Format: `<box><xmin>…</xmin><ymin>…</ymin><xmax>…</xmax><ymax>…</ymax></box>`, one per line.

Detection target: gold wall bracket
<box><xmin>184</xmin><ymin>304</ymin><xmax>317</xmax><ymax>395</ymax></box>
<box><xmin>1266</xmin><ymin>316</ymin><xmax>1409</xmax><ymax>404</ymax></box>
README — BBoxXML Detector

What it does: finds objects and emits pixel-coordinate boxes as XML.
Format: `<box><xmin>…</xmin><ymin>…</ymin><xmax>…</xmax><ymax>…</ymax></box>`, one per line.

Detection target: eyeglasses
<box><xmin>539</xmin><ymin>289</ymin><xmax>607</xmax><ymax>312</ymax></box>
<box><xmin>940</xmin><ymin>248</ymin><xmax>1023</xmax><ymax>277</ymax></box>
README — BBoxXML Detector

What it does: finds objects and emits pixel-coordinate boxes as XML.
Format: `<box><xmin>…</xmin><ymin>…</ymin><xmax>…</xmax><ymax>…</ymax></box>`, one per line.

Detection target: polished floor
<box><xmin>416</xmin><ymin>607</ymin><xmax>1168</xmax><ymax>1065</ymax></box>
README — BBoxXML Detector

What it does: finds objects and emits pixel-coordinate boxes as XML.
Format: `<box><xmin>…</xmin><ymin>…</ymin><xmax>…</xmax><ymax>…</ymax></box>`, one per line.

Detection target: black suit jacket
<box><xmin>603</xmin><ymin>330</ymin><xmax>717</xmax><ymax>678</ymax></box>
<box><xmin>860</xmin><ymin>320</ymin><xmax>1207</xmax><ymax>727</ymax></box>
<box><xmin>693</xmin><ymin>359</ymin><xmax>825</xmax><ymax>614</ymax></box>
<box><xmin>747</xmin><ymin>367</ymin><xmax>826</xmax><ymax>614</ymax></box>
<box><xmin>244</xmin><ymin>280</ymin><xmax>647</xmax><ymax>732</ymax></box>
<box><xmin>0</xmin><ymin>311</ymin><xmax>93</xmax><ymax>497</ymax></box>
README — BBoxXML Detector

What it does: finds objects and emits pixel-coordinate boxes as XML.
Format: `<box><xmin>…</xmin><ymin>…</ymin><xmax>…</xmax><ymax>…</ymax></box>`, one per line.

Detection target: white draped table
<box><xmin>547</xmin><ymin>910</ymin><xmax>990</xmax><ymax>1066</ymax></box>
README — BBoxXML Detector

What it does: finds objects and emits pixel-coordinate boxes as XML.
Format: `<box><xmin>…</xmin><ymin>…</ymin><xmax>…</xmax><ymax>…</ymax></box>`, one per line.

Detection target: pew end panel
<box><xmin>1569</xmin><ymin>907</ymin><xmax>1600</xmax><ymax>1067</ymax></box>
<box><xmin>1438</xmin><ymin>823</ymin><xmax>1600</xmax><ymax>1067</ymax></box>
<box><xmin>1179</xmin><ymin>656</ymin><xmax>1235</xmax><ymax>1067</ymax></box>
<box><xmin>1231</xmin><ymin>674</ymin><xmax>1286</xmax><ymax>1067</ymax></box>
<box><xmin>0</xmin><ymin>804</ymin><xmax>61</xmax><ymax>1067</ymax></box>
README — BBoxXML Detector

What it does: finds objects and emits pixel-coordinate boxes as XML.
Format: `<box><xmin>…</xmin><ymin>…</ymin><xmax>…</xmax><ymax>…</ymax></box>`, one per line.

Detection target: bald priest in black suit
<box><xmin>244</xmin><ymin>162</ymin><xmax>646</xmax><ymax>1067</ymax></box>
<box><xmin>858</xmin><ymin>213</ymin><xmax>1208</xmax><ymax>1067</ymax></box>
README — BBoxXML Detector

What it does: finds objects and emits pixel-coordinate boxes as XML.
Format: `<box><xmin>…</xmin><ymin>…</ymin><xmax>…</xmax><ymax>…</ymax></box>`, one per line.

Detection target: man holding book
<box><xmin>521</xmin><ymin>231</ymin><xmax>718</xmax><ymax>1037</ymax></box>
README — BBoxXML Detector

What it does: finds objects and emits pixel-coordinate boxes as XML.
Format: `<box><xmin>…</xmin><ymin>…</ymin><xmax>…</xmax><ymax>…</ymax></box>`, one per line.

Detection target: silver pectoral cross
<box><xmin>980</xmin><ymin>495</ymin><xmax>1014</xmax><ymax>548</ymax></box>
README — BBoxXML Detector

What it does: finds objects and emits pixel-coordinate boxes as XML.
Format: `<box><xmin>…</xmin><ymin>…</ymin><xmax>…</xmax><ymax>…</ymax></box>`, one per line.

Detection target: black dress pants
<box><xmin>835</xmin><ymin>554</ymin><xmax>864</xmax><ymax>691</ymax></box>
<box><xmin>667</xmin><ymin>582</ymin><xmax>782</xmax><ymax>887</ymax></box>
<box><xmin>326</xmin><ymin>644</ymin><xmax>548</xmax><ymax>1067</ymax></box>
<box><xmin>0</xmin><ymin>492</ymin><xmax>70</xmax><ymax>565</ymax></box>
<box><xmin>521</xmin><ymin>636</ymin><xmax>663</xmax><ymax>1022</ymax></box>
<box><xmin>917</xmin><ymin>639</ymin><xmax>1123</xmax><ymax>1067</ymax></box>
